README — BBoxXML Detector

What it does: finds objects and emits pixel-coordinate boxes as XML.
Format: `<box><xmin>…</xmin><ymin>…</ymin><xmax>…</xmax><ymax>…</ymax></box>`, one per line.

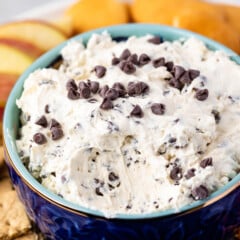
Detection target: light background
<box><xmin>0</xmin><ymin>0</ymin><xmax>69</xmax><ymax>23</ymax></box>
<box><xmin>0</xmin><ymin>0</ymin><xmax>240</xmax><ymax>23</ymax></box>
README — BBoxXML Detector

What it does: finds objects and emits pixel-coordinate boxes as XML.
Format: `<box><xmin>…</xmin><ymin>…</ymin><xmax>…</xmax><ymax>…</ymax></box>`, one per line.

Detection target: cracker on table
<box><xmin>0</xmin><ymin>178</ymin><xmax>31</xmax><ymax>240</ymax></box>
<box><xmin>15</xmin><ymin>231</ymin><xmax>39</xmax><ymax>240</ymax></box>
<box><xmin>0</xmin><ymin>146</ymin><xmax>4</xmax><ymax>167</ymax></box>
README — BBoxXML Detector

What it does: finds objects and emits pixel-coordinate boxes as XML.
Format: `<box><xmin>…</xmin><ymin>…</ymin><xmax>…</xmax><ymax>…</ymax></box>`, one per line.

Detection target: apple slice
<box><xmin>0</xmin><ymin>73</ymin><xmax>19</xmax><ymax>108</ymax></box>
<box><xmin>0</xmin><ymin>44</ymin><xmax>34</xmax><ymax>75</ymax></box>
<box><xmin>0</xmin><ymin>20</ymin><xmax>67</xmax><ymax>52</ymax></box>
<box><xmin>0</xmin><ymin>38</ymin><xmax>43</xmax><ymax>58</ymax></box>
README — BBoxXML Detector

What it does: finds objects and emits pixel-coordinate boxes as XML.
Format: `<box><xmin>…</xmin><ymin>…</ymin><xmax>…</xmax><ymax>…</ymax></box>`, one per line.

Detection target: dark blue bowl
<box><xmin>3</xmin><ymin>24</ymin><xmax>240</xmax><ymax>240</ymax></box>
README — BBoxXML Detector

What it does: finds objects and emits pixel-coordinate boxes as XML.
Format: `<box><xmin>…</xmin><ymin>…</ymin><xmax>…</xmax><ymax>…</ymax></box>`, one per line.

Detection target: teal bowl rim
<box><xmin>3</xmin><ymin>23</ymin><xmax>240</xmax><ymax>220</ymax></box>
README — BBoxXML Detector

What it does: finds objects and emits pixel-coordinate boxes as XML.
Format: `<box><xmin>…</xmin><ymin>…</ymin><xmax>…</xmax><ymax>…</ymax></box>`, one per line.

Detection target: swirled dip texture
<box><xmin>16</xmin><ymin>32</ymin><xmax>240</xmax><ymax>217</ymax></box>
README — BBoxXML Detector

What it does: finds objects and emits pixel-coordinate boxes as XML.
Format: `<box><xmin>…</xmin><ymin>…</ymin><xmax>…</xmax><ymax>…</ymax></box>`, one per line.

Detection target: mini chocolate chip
<box><xmin>138</xmin><ymin>53</ymin><xmax>151</xmax><ymax>67</ymax></box>
<box><xmin>128</xmin><ymin>81</ymin><xmax>149</xmax><ymax>96</ymax></box>
<box><xmin>185</xmin><ymin>168</ymin><xmax>196</xmax><ymax>179</ymax></box>
<box><xmin>200</xmin><ymin>157</ymin><xmax>213</xmax><ymax>168</ymax></box>
<box><xmin>151</xmin><ymin>103</ymin><xmax>165</xmax><ymax>115</ymax></box>
<box><xmin>49</xmin><ymin>119</ymin><xmax>61</xmax><ymax>129</ymax></box>
<box><xmin>130</xmin><ymin>105</ymin><xmax>144</xmax><ymax>118</ymax></box>
<box><xmin>87</xmin><ymin>80</ymin><xmax>99</xmax><ymax>94</ymax></box>
<box><xmin>135</xmin><ymin>81</ymin><xmax>149</xmax><ymax>95</ymax></box>
<box><xmin>120</xmin><ymin>49</ymin><xmax>131</xmax><ymax>60</ymax></box>
<box><xmin>44</xmin><ymin>104</ymin><xmax>50</xmax><ymax>113</ymax></box>
<box><xmin>165</xmin><ymin>61</ymin><xmax>174</xmax><ymax>71</ymax></box>
<box><xmin>94</xmin><ymin>65</ymin><xmax>106</xmax><ymax>78</ymax></box>
<box><xmin>100</xmin><ymin>98</ymin><xmax>113</xmax><ymax>110</ymax></box>
<box><xmin>179</xmin><ymin>71</ymin><xmax>192</xmax><ymax>85</ymax></box>
<box><xmin>172</xmin><ymin>65</ymin><xmax>185</xmax><ymax>79</ymax></box>
<box><xmin>189</xmin><ymin>69</ymin><xmax>200</xmax><ymax>80</ymax></box>
<box><xmin>112</xmin><ymin>82</ymin><xmax>126</xmax><ymax>97</ymax></box>
<box><xmin>51</xmin><ymin>127</ymin><xmax>64</xmax><ymax>140</ymax></box>
<box><xmin>170</xmin><ymin>166</ymin><xmax>182</xmax><ymax>181</ymax></box>
<box><xmin>108</xmin><ymin>172</ymin><xmax>119</xmax><ymax>181</ymax></box>
<box><xmin>169</xmin><ymin>77</ymin><xmax>184</xmax><ymax>90</ymax></box>
<box><xmin>211</xmin><ymin>110</ymin><xmax>221</xmax><ymax>124</ymax></box>
<box><xmin>112</xmin><ymin>57</ymin><xmax>120</xmax><ymax>65</ymax></box>
<box><xmin>68</xmin><ymin>88</ymin><xmax>80</xmax><ymax>100</ymax></box>
<box><xmin>79</xmin><ymin>82</ymin><xmax>91</xmax><ymax>99</ymax></box>
<box><xmin>33</xmin><ymin>133</ymin><xmax>47</xmax><ymax>145</ymax></box>
<box><xmin>95</xmin><ymin>187</ymin><xmax>104</xmax><ymax>196</ymax></box>
<box><xmin>119</xmin><ymin>61</ymin><xmax>136</xmax><ymax>74</ymax></box>
<box><xmin>195</xmin><ymin>89</ymin><xmax>209</xmax><ymax>101</ymax></box>
<box><xmin>66</xmin><ymin>79</ymin><xmax>78</xmax><ymax>91</ymax></box>
<box><xmin>105</xmin><ymin>88</ymin><xmax>119</xmax><ymax>100</ymax></box>
<box><xmin>128</xmin><ymin>54</ymin><xmax>138</xmax><ymax>65</ymax></box>
<box><xmin>99</xmin><ymin>85</ymin><xmax>109</xmax><ymax>97</ymax></box>
<box><xmin>153</xmin><ymin>57</ymin><xmax>165</xmax><ymax>68</ymax></box>
<box><xmin>35</xmin><ymin>116</ymin><xmax>48</xmax><ymax>128</ymax></box>
<box><xmin>148</xmin><ymin>36</ymin><xmax>162</xmax><ymax>44</ymax></box>
<box><xmin>191</xmin><ymin>185</ymin><xmax>209</xmax><ymax>200</ymax></box>
<box><xmin>168</xmin><ymin>137</ymin><xmax>177</xmax><ymax>144</ymax></box>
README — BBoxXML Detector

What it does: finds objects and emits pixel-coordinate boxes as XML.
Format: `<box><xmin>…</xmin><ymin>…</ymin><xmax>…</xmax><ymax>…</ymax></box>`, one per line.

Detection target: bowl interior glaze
<box><xmin>3</xmin><ymin>24</ymin><xmax>240</xmax><ymax>219</ymax></box>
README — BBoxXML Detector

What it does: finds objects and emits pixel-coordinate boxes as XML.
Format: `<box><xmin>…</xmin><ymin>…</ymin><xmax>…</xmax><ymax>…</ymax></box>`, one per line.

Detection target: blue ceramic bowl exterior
<box><xmin>3</xmin><ymin>24</ymin><xmax>240</xmax><ymax>240</ymax></box>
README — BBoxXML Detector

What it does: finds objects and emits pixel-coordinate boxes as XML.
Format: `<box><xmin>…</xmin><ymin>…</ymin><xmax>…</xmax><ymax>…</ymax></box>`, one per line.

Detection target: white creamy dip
<box><xmin>16</xmin><ymin>32</ymin><xmax>240</xmax><ymax>217</ymax></box>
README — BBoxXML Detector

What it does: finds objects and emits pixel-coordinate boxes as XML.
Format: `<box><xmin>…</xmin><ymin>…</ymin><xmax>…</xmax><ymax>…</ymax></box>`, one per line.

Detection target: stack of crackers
<box><xmin>0</xmin><ymin>146</ymin><xmax>44</xmax><ymax>240</ymax></box>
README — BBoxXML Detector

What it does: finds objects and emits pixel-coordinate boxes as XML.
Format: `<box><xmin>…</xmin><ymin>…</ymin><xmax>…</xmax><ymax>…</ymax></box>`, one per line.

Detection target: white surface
<box><xmin>0</xmin><ymin>0</ymin><xmax>75</xmax><ymax>23</ymax></box>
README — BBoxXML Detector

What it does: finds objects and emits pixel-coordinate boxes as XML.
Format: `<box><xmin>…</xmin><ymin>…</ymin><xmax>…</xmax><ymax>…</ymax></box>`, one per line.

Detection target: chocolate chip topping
<box><xmin>169</xmin><ymin>77</ymin><xmax>184</xmax><ymax>90</ymax></box>
<box><xmin>165</xmin><ymin>61</ymin><xmax>174</xmax><ymax>71</ymax></box>
<box><xmin>148</xmin><ymin>36</ymin><xmax>162</xmax><ymax>45</ymax></box>
<box><xmin>67</xmin><ymin>88</ymin><xmax>80</xmax><ymax>100</ymax></box>
<box><xmin>130</xmin><ymin>105</ymin><xmax>144</xmax><ymax>118</ymax></box>
<box><xmin>108</xmin><ymin>172</ymin><xmax>119</xmax><ymax>181</ymax></box>
<box><xmin>170</xmin><ymin>166</ymin><xmax>183</xmax><ymax>181</ymax></box>
<box><xmin>179</xmin><ymin>71</ymin><xmax>192</xmax><ymax>85</ymax></box>
<box><xmin>51</xmin><ymin>127</ymin><xmax>64</xmax><ymax>140</ymax></box>
<box><xmin>105</xmin><ymin>88</ymin><xmax>119</xmax><ymax>100</ymax></box>
<box><xmin>128</xmin><ymin>54</ymin><xmax>138</xmax><ymax>65</ymax></box>
<box><xmin>189</xmin><ymin>69</ymin><xmax>200</xmax><ymax>80</ymax></box>
<box><xmin>185</xmin><ymin>168</ymin><xmax>196</xmax><ymax>179</ymax></box>
<box><xmin>99</xmin><ymin>85</ymin><xmax>109</xmax><ymax>98</ymax></box>
<box><xmin>120</xmin><ymin>49</ymin><xmax>131</xmax><ymax>60</ymax></box>
<box><xmin>94</xmin><ymin>65</ymin><xmax>106</xmax><ymax>78</ymax></box>
<box><xmin>87</xmin><ymin>80</ymin><xmax>99</xmax><ymax>94</ymax></box>
<box><xmin>151</xmin><ymin>103</ymin><xmax>165</xmax><ymax>115</ymax></box>
<box><xmin>211</xmin><ymin>110</ymin><xmax>221</xmax><ymax>124</ymax></box>
<box><xmin>100</xmin><ymin>98</ymin><xmax>113</xmax><ymax>110</ymax></box>
<box><xmin>119</xmin><ymin>61</ymin><xmax>136</xmax><ymax>74</ymax></box>
<box><xmin>195</xmin><ymin>89</ymin><xmax>209</xmax><ymax>101</ymax></box>
<box><xmin>128</xmin><ymin>81</ymin><xmax>149</xmax><ymax>96</ymax></box>
<box><xmin>79</xmin><ymin>82</ymin><xmax>91</xmax><ymax>99</ymax></box>
<box><xmin>138</xmin><ymin>53</ymin><xmax>151</xmax><ymax>67</ymax></box>
<box><xmin>49</xmin><ymin>119</ymin><xmax>61</xmax><ymax>129</ymax></box>
<box><xmin>153</xmin><ymin>57</ymin><xmax>165</xmax><ymax>68</ymax></box>
<box><xmin>191</xmin><ymin>185</ymin><xmax>209</xmax><ymax>200</ymax></box>
<box><xmin>66</xmin><ymin>79</ymin><xmax>78</xmax><ymax>91</ymax></box>
<box><xmin>200</xmin><ymin>157</ymin><xmax>213</xmax><ymax>168</ymax></box>
<box><xmin>95</xmin><ymin>187</ymin><xmax>104</xmax><ymax>196</ymax></box>
<box><xmin>44</xmin><ymin>104</ymin><xmax>50</xmax><ymax>114</ymax></box>
<box><xmin>168</xmin><ymin>137</ymin><xmax>177</xmax><ymax>144</ymax></box>
<box><xmin>33</xmin><ymin>133</ymin><xmax>47</xmax><ymax>145</ymax></box>
<box><xmin>35</xmin><ymin>115</ymin><xmax>48</xmax><ymax>128</ymax></box>
<box><xmin>112</xmin><ymin>57</ymin><xmax>120</xmax><ymax>65</ymax></box>
<box><xmin>172</xmin><ymin>65</ymin><xmax>185</xmax><ymax>80</ymax></box>
<box><xmin>112</xmin><ymin>82</ymin><xmax>126</xmax><ymax>97</ymax></box>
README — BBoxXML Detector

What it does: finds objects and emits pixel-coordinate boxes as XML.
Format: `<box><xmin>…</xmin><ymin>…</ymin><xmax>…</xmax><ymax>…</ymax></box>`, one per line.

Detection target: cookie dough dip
<box><xmin>16</xmin><ymin>32</ymin><xmax>240</xmax><ymax>217</ymax></box>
